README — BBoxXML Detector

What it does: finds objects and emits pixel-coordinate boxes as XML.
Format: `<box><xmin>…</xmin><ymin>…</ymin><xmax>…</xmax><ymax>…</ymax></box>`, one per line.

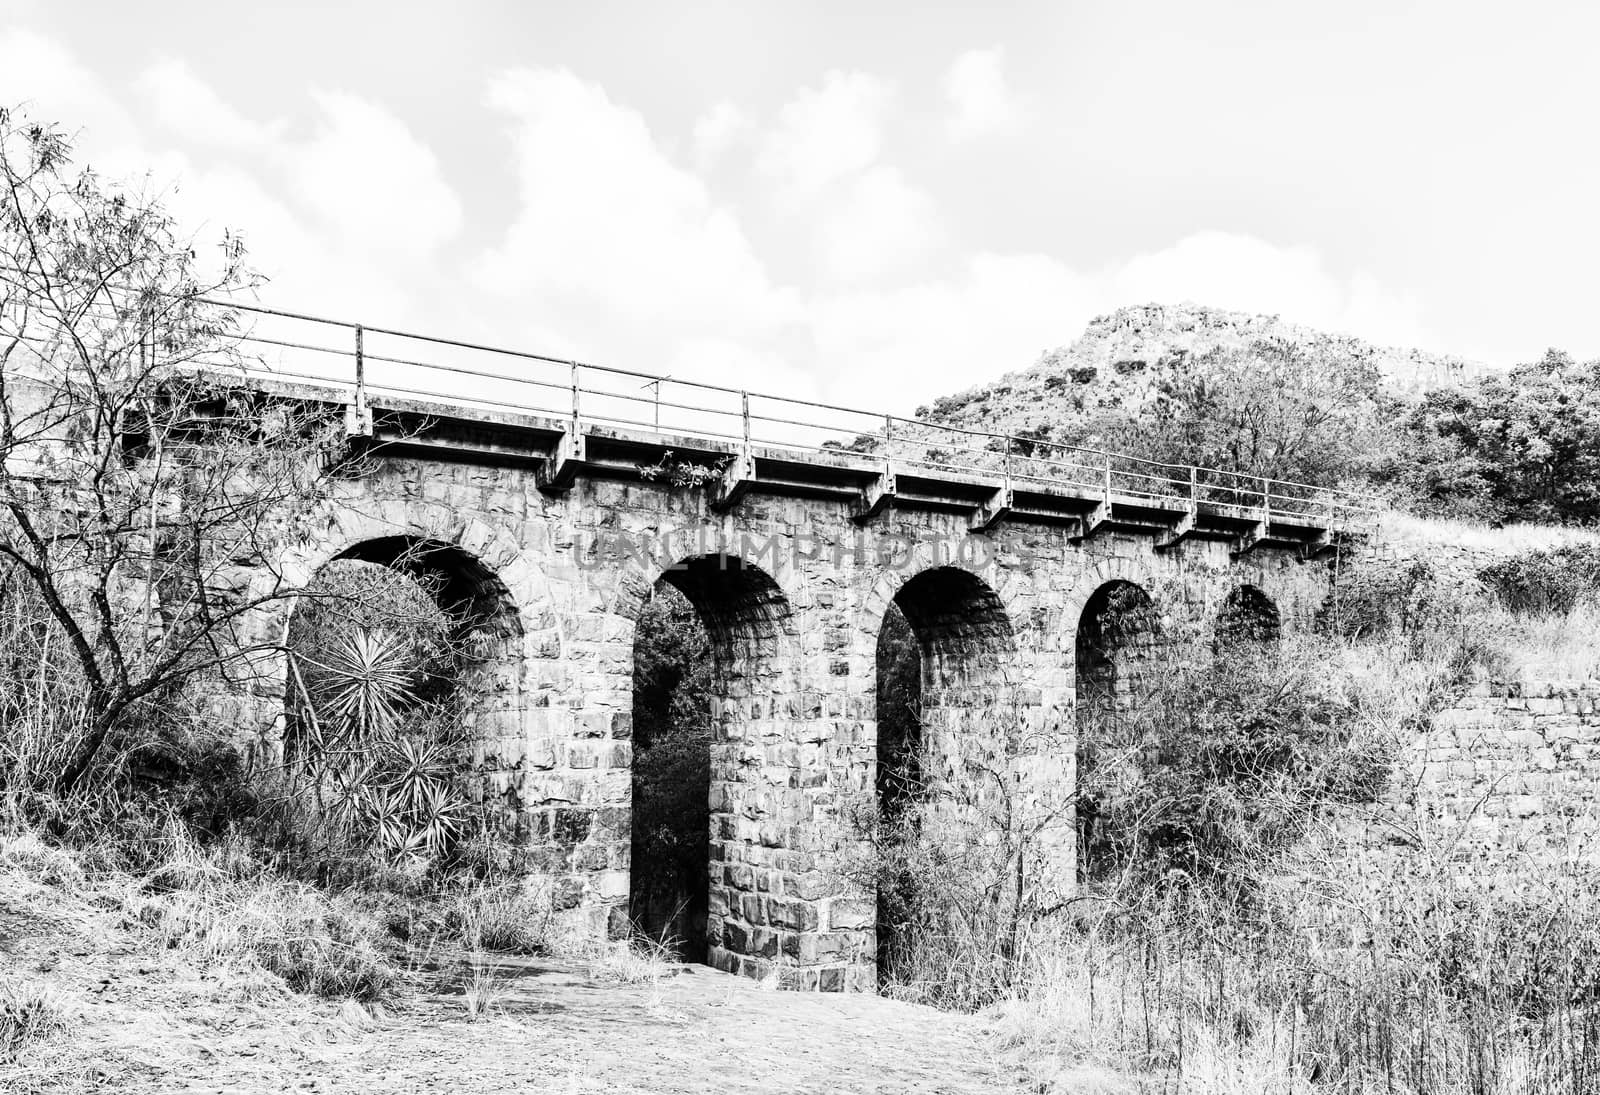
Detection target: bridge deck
<box><xmin>218</xmin><ymin>370</ymin><xmax>1362</xmax><ymax>559</ymax></box>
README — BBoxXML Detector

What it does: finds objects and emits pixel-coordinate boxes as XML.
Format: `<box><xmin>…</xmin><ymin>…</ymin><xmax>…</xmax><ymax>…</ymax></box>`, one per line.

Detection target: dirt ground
<box><xmin>3</xmin><ymin>875</ymin><xmax>1037</xmax><ymax>1095</ymax></box>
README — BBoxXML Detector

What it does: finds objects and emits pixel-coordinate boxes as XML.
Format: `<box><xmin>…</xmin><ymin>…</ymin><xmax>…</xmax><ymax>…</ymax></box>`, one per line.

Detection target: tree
<box><xmin>1074</xmin><ymin>338</ymin><xmax>1398</xmax><ymax>488</ymax></box>
<box><xmin>1403</xmin><ymin>350</ymin><xmax>1600</xmax><ymax>523</ymax></box>
<box><xmin>0</xmin><ymin>109</ymin><xmax>339</xmax><ymax>800</ymax></box>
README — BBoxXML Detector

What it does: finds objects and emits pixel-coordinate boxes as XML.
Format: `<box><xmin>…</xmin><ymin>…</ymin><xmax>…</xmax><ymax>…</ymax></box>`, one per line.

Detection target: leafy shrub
<box><xmin>635</xmin><ymin>451</ymin><xmax>727</xmax><ymax>488</ymax></box>
<box><xmin>867</xmin><ymin>801</ymin><xmax>1034</xmax><ymax>1011</ymax></box>
<box><xmin>851</xmin><ymin>697</ymin><xmax>1068</xmax><ymax>1011</ymax></box>
<box><xmin>1072</xmin><ymin>338</ymin><xmax>1396</xmax><ymax>488</ymax></box>
<box><xmin>1322</xmin><ymin>555</ymin><xmax>1461</xmax><ymax>639</ymax></box>
<box><xmin>1478</xmin><ymin>543</ymin><xmax>1600</xmax><ymax>615</ymax></box>
<box><xmin>1082</xmin><ymin>638</ymin><xmax>1395</xmax><ymax>890</ymax></box>
<box><xmin>1432</xmin><ymin>888</ymin><xmax>1600</xmax><ymax>1020</ymax></box>
<box><xmin>1321</xmin><ymin>552</ymin><xmax>1507</xmax><ymax>691</ymax></box>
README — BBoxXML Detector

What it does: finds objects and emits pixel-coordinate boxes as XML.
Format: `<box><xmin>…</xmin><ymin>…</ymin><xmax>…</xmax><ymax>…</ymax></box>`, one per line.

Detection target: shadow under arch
<box><xmin>1215</xmin><ymin>583</ymin><xmax>1282</xmax><ymax>646</ymax></box>
<box><xmin>624</xmin><ymin>551</ymin><xmax>802</xmax><ymax>976</ymax></box>
<box><xmin>889</xmin><ymin>566</ymin><xmax>1016</xmax><ymax>743</ymax></box>
<box><xmin>874</xmin><ymin>565</ymin><xmax>1018</xmax><ymax>981</ymax></box>
<box><xmin>877</xmin><ymin>565</ymin><xmax>1019</xmax><ymax>808</ymax></box>
<box><xmin>1073</xmin><ymin>578</ymin><xmax>1161</xmax><ymax>880</ymax></box>
<box><xmin>331</xmin><ymin>535</ymin><xmax>524</xmax><ymax>646</ymax></box>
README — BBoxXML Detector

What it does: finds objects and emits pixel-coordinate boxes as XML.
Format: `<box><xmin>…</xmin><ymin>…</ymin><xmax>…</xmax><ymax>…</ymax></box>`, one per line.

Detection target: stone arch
<box><xmin>1074</xmin><ymin>580</ymin><xmax>1160</xmax><ymax>718</ymax></box>
<box><xmin>331</xmin><ymin>534</ymin><xmax>523</xmax><ymax>649</ymax></box>
<box><xmin>857</xmin><ymin>556</ymin><xmax>1034</xmax><ymax>803</ymax></box>
<box><xmin>872</xmin><ymin>564</ymin><xmax>1019</xmax><ymax>979</ymax></box>
<box><xmin>270</xmin><ymin>501</ymin><xmax>555</xmax><ymax>652</ymax></box>
<box><xmin>255</xmin><ymin>502</ymin><xmax>557</xmax><ymax>834</ymax></box>
<box><xmin>855</xmin><ymin>551</ymin><xmax>1031</xmax><ymax>650</ymax></box>
<box><xmin>1214</xmin><ymin>583</ymin><xmax>1282</xmax><ymax>646</ymax></box>
<box><xmin>1059</xmin><ymin>557</ymin><xmax>1162</xmax><ymax>652</ymax></box>
<box><xmin>884</xmin><ymin>565</ymin><xmax>1018</xmax><ymax>768</ymax></box>
<box><xmin>596</xmin><ymin>546</ymin><xmax>827</xmax><ymax>981</ymax></box>
<box><xmin>1073</xmin><ymin>574</ymin><xmax>1163</xmax><ymax>879</ymax></box>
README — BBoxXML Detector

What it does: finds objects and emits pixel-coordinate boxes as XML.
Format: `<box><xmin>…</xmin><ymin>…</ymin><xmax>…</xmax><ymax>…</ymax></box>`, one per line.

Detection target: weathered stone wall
<box><xmin>1393</xmin><ymin>678</ymin><xmax>1600</xmax><ymax>863</ymax></box>
<box><xmin>235</xmin><ymin>450</ymin><xmax>1335</xmax><ymax>990</ymax></box>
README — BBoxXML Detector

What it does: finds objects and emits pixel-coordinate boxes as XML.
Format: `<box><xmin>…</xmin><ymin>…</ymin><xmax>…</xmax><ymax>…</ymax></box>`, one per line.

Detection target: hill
<box><xmin>910</xmin><ymin>302</ymin><xmax>1489</xmax><ymax>443</ymax></box>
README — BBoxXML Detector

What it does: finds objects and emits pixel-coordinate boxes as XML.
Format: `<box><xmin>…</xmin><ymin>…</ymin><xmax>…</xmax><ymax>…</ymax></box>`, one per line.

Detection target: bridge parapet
<box><xmin>189</xmin><ymin>298</ymin><xmax>1375</xmax><ymax>558</ymax></box>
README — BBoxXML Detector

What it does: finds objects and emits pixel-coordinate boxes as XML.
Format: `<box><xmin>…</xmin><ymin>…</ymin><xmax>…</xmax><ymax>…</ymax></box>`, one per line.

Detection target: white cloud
<box><xmin>752</xmin><ymin>70</ymin><xmax>942</xmax><ymax>285</ymax></box>
<box><xmin>284</xmin><ymin>91</ymin><xmax>463</xmax><ymax>261</ymax></box>
<box><xmin>474</xmin><ymin>67</ymin><xmax>800</xmax><ymax>370</ymax></box>
<box><xmin>691</xmin><ymin>101</ymin><xmax>749</xmax><ymax>168</ymax></box>
<box><xmin>1</xmin><ymin>31</ymin><xmax>465</xmax><ymax>340</ymax></box>
<box><xmin>0</xmin><ymin>29</ymin><xmax>145</xmax><ymax>176</ymax></box>
<box><xmin>758</xmin><ymin>70</ymin><xmax>894</xmax><ymax>201</ymax></box>
<box><xmin>813</xmin><ymin>252</ymin><xmax>1096</xmax><ymax>412</ymax></box>
<box><xmin>816</xmin><ymin>165</ymin><xmax>944</xmax><ymax>284</ymax></box>
<box><xmin>943</xmin><ymin>47</ymin><xmax>1026</xmax><ymax>140</ymax></box>
<box><xmin>136</xmin><ymin>59</ymin><xmax>284</xmax><ymax>149</ymax></box>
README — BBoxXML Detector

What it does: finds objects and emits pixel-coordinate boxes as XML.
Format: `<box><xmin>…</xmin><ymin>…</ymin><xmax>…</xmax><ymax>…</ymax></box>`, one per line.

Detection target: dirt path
<box><xmin>139</xmin><ymin>957</ymin><xmax>1030</xmax><ymax>1094</ymax></box>
<box><xmin>5</xmin><ymin>889</ymin><xmax>1033</xmax><ymax>1095</ymax></box>
<box><xmin>326</xmin><ymin>958</ymin><xmax>1026</xmax><ymax>1094</ymax></box>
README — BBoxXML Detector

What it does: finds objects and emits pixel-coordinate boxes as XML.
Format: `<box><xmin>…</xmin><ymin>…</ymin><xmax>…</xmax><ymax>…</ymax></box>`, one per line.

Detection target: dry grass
<box><xmin>445</xmin><ymin>882</ymin><xmax>554</xmax><ymax>955</ymax></box>
<box><xmin>1379</xmin><ymin>510</ymin><xmax>1600</xmax><ymax>554</ymax></box>
<box><xmin>900</xmin><ymin>580</ymin><xmax>1600</xmax><ymax>1093</ymax></box>
<box><xmin>587</xmin><ymin>938</ymin><xmax>678</xmax><ymax>986</ymax></box>
<box><xmin>1480</xmin><ymin>601</ymin><xmax>1600</xmax><ymax>680</ymax></box>
<box><xmin>987</xmin><ymin>937</ymin><xmax>1313</xmax><ymax>1094</ymax></box>
<box><xmin>114</xmin><ymin>823</ymin><xmax>399</xmax><ymax>1003</ymax></box>
<box><xmin>0</xmin><ymin>833</ymin><xmax>85</xmax><ymax>891</ymax></box>
<box><xmin>986</xmin><ymin>828</ymin><xmax>1600</xmax><ymax>1094</ymax></box>
<box><xmin>461</xmin><ymin>954</ymin><xmax>510</xmax><ymax>1021</ymax></box>
<box><xmin>0</xmin><ymin>974</ymin><xmax>72</xmax><ymax>1062</ymax></box>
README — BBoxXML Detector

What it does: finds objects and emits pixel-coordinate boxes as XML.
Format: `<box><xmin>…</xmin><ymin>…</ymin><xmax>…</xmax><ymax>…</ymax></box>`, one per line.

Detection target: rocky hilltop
<box><xmin>911</xmin><ymin>303</ymin><xmax>1489</xmax><ymax>438</ymax></box>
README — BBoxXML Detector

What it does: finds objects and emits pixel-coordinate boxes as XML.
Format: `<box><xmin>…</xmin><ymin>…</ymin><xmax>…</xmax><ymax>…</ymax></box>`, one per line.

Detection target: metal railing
<box><xmin>206</xmin><ymin>299</ymin><xmax>1378</xmax><ymax>529</ymax></box>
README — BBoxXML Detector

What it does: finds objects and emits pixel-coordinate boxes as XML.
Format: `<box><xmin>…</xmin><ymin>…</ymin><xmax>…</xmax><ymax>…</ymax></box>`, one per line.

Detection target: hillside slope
<box><xmin>911</xmin><ymin>302</ymin><xmax>1488</xmax><ymax>443</ymax></box>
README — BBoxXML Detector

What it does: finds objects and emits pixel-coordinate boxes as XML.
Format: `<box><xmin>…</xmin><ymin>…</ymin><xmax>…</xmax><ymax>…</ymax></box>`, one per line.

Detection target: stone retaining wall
<box><xmin>1393</xmin><ymin>678</ymin><xmax>1600</xmax><ymax>862</ymax></box>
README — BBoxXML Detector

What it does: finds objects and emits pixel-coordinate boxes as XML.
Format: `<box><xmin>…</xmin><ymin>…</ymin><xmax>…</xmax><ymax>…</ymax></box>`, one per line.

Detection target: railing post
<box><xmin>1189</xmin><ymin>465</ymin><xmax>1198</xmax><ymax>505</ymax></box>
<box><xmin>343</xmin><ymin>323</ymin><xmax>374</xmax><ymax>439</ymax></box>
<box><xmin>353</xmin><ymin>324</ymin><xmax>366</xmax><ymax>415</ymax></box>
<box><xmin>741</xmin><ymin>391</ymin><xmax>750</xmax><ymax>448</ymax></box>
<box><xmin>570</xmin><ymin>361</ymin><xmax>581</xmax><ymax>426</ymax></box>
<box><xmin>1261</xmin><ymin>476</ymin><xmax>1271</xmax><ymax>517</ymax></box>
<box><xmin>1103</xmin><ymin>452</ymin><xmax>1112</xmax><ymax>502</ymax></box>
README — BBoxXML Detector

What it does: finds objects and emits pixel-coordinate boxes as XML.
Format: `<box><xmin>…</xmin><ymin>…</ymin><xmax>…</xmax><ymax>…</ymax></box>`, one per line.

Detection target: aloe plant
<box><xmin>316</xmin><ymin>629</ymin><xmax>414</xmax><ymax>742</ymax></box>
<box><xmin>288</xmin><ymin>621</ymin><xmax>469</xmax><ymax>866</ymax></box>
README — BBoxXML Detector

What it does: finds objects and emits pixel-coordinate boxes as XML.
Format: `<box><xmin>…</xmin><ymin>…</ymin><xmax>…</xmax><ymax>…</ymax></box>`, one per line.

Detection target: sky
<box><xmin>1</xmin><ymin>1</ymin><xmax>1597</xmax><ymax>415</ymax></box>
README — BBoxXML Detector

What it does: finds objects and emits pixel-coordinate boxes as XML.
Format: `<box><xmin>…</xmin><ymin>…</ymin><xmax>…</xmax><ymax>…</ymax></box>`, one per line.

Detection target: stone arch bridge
<box><xmin>214</xmin><ymin>312</ymin><xmax>1367</xmax><ymax>993</ymax></box>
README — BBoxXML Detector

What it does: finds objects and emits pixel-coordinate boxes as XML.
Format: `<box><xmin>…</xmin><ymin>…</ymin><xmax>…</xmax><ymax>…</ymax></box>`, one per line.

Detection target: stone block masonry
<box><xmin>1395</xmin><ymin>678</ymin><xmax>1600</xmax><ymax>861</ymax></box>
<box><xmin>232</xmin><ymin>446</ymin><xmax>1335</xmax><ymax>992</ymax></box>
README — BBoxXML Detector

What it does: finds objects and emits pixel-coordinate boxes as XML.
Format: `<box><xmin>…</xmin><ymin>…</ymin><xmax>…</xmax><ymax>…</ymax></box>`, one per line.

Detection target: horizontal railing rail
<box><xmin>2</xmin><ymin>281</ymin><xmax>1380</xmax><ymax>530</ymax></box>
